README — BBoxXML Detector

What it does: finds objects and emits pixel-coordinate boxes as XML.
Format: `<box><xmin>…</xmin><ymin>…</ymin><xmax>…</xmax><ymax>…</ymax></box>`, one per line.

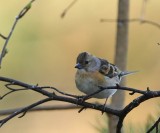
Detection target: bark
<box><xmin>108</xmin><ymin>0</ymin><xmax>130</xmax><ymax>133</ymax></box>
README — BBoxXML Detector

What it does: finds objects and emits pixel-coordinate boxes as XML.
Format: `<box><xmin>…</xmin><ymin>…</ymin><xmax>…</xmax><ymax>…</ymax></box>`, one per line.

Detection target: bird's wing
<box><xmin>98</xmin><ymin>58</ymin><xmax>138</xmax><ymax>79</ymax></box>
<box><xmin>98</xmin><ymin>58</ymin><xmax>109</xmax><ymax>66</ymax></box>
<box><xmin>106</xmin><ymin>64</ymin><xmax>121</xmax><ymax>78</ymax></box>
<box><xmin>98</xmin><ymin>58</ymin><xmax>121</xmax><ymax>78</ymax></box>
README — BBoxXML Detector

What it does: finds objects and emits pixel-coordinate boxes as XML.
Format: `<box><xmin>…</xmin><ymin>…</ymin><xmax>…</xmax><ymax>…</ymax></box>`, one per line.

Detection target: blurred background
<box><xmin>0</xmin><ymin>0</ymin><xmax>160</xmax><ymax>132</ymax></box>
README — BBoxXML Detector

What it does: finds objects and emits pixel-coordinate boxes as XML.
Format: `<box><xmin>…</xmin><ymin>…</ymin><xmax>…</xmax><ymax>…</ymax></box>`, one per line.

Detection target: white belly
<box><xmin>75</xmin><ymin>70</ymin><xmax>118</xmax><ymax>99</ymax></box>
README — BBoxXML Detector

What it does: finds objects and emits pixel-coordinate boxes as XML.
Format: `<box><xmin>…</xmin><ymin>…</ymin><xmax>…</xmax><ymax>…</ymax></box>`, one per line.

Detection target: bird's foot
<box><xmin>101</xmin><ymin>105</ymin><xmax>106</xmax><ymax>115</ymax></box>
<box><xmin>76</xmin><ymin>96</ymin><xmax>87</xmax><ymax>113</ymax></box>
<box><xmin>101</xmin><ymin>98</ymin><xmax>108</xmax><ymax>115</ymax></box>
<box><xmin>76</xmin><ymin>95</ymin><xmax>85</xmax><ymax>105</ymax></box>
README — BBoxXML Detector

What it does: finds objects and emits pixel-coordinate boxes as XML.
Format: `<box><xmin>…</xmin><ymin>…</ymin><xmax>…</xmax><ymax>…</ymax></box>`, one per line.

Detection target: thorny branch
<box><xmin>0</xmin><ymin>76</ymin><xmax>160</xmax><ymax>133</ymax></box>
<box><xmin>0</xmin><ymin>0</ymin><xmax>35</xmax><ymax>68</ymax></box>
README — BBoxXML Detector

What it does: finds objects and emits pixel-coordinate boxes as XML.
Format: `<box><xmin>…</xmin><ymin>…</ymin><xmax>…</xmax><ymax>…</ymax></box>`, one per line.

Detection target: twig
<box><xmin>116</xmin><ymin>91</ymin><xmax>160</xmax><ymax>133</ymax></box>
<box><xmin>0</xmin><ymin>76</ymin><xmax>120</xmax><ymax>114</ymax></box>
<box><xmin>61</xmin><ymin>0</ymin><xmax>78</xmax><ymax>18</ymax></box>
<box><xmin>0</xmin><ymin>0</ymin><xmax>35</xmax><ymax>68</ymax></box>
<box><xmin>100</xmin><ymin>85</ymin><xmax>146</xmax><ymax>95</ymax></box>
<box><xmin>0</xmin><ymin>88</ymin><xmax>27</xmax><ymax>100</ymax></box>
<box><xmin>100</xmin><ymin>18</ymin><xmax>160</xmax><ymax>29</ymax></box>
<box><xmin>0</xmin><ymin>98</ymin><xmax>52</xmax><ymax>127</ymax></box>
<box><xmin>0</xmin><ymin>33</ymin><xmax>7</xmax><ymax>40</ymax></box>
<box><xmin>0</xmin><ymin>83</ymin><xmax>28</xmax><ymax>99</ymax></box>
<box><xmin>1</xmin><ymin>76</ymin><xmax>160</xmax><ymax>133</ymax></box>
<box><xmin>78</xmin><ymin>106</ymin><xmax>86</xmax><ymax>113</ymax></box>
<box><xmin>0</xmin><ymin>76</ymin><xmax>55</xmax><ymax>98</ymax></box>
<box><xmin>41</xmin><ymin>86</ymin><xmax>80</xmax><ymax>98</ymax></box>
<box><xmin>0</xmin><ymin>104</ymin><xmax>80</xmax><ymax>116</ymax></box>
<box><xmin>73</xmin><ymin>85</ymin><xmax>146</xmax><ymax>103</ymax></box>
<box><xmin>147</xmin><ymin>117</ymin><xmax>160</xmax><ymax>133</ymax></box>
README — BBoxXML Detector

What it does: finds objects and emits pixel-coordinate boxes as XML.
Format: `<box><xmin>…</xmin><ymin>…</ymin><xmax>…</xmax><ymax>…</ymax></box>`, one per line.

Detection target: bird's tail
<box><xmin>119</xmin><ymin>70</ymin><xmax>138</xmax><ymax>77</ymax></box>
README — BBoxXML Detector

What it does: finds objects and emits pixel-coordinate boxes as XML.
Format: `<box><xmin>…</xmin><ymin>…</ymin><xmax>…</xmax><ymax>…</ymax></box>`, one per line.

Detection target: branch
<box><xmin>0</xmin><ymin>76</ymin><xmax>120</xmax><ymax>118</ymax></box>
<box><xmin>0</xmin><ymin>83</ymin><xmax>28</xmax><ymax>99</ymax></box>
<box><xmin>0</xmin><ymin>0</ymin><xmax>35</xmax><ymax>68</ymax></box>
<box><xmin>147</xmin><ymin>116</ymin><xmax>160</xmax><ymax>133</ymax></box>
<box><xmin>100</xmin><ymin>85</ymin><xmax>146</xmax><ymax>95</ymax></box>
<box><xmin>41</xmin><ymin>86</ymin><xmax>79</xmax><ymax>98</ymax></box>
<box><xmin>100</xmin><ymin>18</ymin><xmax>160</xmax><ymax>29</ymax></box>
<box><xmin>116</xmin><ymin>91</ymin><xmax>160</xmax><ymax>133</ymax></box>
<box><xmin>0</xmin><ymin>104</ymin><xmax>80</xmax><ymax>116</ymax></box>
<box><xmin>1</xmin><ymin>76</ymin><xmax>160</xmax><ymax>133</ymax></box>
<box><xmin>61</xmin><ymin>0</ymin><xmax>78</xmax><ymax>18</ymax></box>
<box><xmin>0</xmin><ymin>33</ymin><xmax>7</xmax><ymax>40</ymax></box>
<box><xmin>0</xmin><ymin>98</ymin><xmax>52</xmax><ymax>127</ymax></box>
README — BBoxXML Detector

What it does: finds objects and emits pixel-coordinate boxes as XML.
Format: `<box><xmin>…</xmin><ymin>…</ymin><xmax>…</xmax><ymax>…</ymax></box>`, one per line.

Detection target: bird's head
<box><xmin>75</xmin><ymin>52</ymin><xmax>100</xmax><ymax>71</ymax></box>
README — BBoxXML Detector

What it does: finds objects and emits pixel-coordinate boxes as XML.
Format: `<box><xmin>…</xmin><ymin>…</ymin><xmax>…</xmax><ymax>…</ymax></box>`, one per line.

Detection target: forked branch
<box><xmin>0</xmin><ymin>76</ymin><xmax>160</xmax><ymax>133</ymax></box>
<box><xmin>0</xmin><ymin>0</ymin><xmax>35</xmax><ymax>67</ymax></box>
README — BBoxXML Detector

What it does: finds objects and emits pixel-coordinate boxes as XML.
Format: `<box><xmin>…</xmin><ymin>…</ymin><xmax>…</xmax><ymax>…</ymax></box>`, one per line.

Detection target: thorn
<box><xmin>147</xmin><ymin>87</ymin><xmax>150</xmax><ymax>91</ymax></box>
<box><xmin>18</xmin><ymin>111</ymin><xmax>27</xmax><ymax>118</ymax></box>
<box><xmin>78</xmin><ymin>107</ymin><xmax>86</xmax><ymax>113</ymax></box>
<box><xmin>129</xmin><ymin>91</ymin><xmax>135</xmax><ymax>95</ymax></box>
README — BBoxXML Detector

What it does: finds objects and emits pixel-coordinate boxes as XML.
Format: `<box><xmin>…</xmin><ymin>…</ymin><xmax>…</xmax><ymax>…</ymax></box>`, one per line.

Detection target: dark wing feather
<box><xmin>98</xmin><ymin>58</ymin><xmax>109</xmax><ymax>66</ymax></box>
<box><xmin>99</xmin><ymin>58</ymin><xmax>121</xmax><ymax>78</ymax></box>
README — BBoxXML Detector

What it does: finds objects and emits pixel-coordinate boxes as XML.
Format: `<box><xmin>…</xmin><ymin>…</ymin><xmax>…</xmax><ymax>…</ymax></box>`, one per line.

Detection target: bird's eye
<box><xmin>85</xmin><ymin>61</ymin><xmax>89</xmax><ymax>64</ymax></box>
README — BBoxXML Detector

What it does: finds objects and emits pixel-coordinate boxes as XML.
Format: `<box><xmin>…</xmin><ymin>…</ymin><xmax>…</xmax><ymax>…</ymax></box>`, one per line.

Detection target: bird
<box><xmin>75</xmin><ymin>52</ymin><xmax>137</xmax><ymax>103</ymax></box>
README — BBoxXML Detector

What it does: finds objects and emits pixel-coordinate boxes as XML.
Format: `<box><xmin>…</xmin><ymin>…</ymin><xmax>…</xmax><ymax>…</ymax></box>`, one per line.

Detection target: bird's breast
<box><xmin>75</xmin><ymin>69</ymin><xmax>118</xmax><ymax>98</ymax></box>
<box><xmin>75</xmin><ymin>70</ymin><xmax>105</xmax><ymax>94</ymax></box>
<box><xmin>76</xmin><ymin>70</ymin><xmax>105</xmax><ymax>86</ymax></box>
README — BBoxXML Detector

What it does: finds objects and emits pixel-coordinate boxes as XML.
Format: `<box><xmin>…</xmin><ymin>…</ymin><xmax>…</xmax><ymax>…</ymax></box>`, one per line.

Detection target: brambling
<box><xmin>75</xmin><ymin>52</ymin><xmax>137</xmax><ymax>103</ymax></box>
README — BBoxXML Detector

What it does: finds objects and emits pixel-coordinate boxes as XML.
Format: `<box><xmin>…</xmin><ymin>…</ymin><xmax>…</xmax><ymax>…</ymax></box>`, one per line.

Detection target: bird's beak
<box><xmin>75</xmin><ymin>63</ymin><xmax>83</xmax><ymax>69</ymax></box>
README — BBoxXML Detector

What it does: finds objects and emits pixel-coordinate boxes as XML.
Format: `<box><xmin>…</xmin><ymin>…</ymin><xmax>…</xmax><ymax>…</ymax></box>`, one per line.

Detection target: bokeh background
<box><xmin>0</xmin><ymin>0</ymin><xmax>160</xmax><ymax>133</ymax></box>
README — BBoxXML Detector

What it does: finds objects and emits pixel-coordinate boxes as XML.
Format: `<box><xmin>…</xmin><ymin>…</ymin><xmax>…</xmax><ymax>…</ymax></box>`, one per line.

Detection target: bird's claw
<box><xmin>76</xmin><ymin>96</ymin><xmax>85</xmax><ymax>105</ymax></box>
<box><xmin>101</xmin><ymin>104</ymin><xmax>106</xmax><ymax>115</ymax></box>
